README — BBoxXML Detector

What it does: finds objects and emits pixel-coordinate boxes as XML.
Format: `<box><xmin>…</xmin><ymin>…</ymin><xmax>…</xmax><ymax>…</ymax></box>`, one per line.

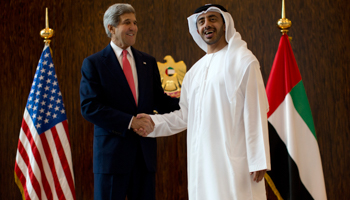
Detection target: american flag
<box><xmin>14</xmin><ymin>45</ymin><xmax>76</xmax><ymax>200</ymax></box>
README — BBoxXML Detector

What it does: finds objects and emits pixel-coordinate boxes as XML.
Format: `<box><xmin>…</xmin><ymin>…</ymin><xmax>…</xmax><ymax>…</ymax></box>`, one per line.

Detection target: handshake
<box><xmin>130</xmin><ymin>113</ymin><xmax>154</xmax><ymax>137</ymax></box>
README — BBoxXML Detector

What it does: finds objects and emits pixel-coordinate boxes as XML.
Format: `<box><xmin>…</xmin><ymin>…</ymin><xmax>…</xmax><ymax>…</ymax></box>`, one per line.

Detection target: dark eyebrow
<box><xmin>197</xmin><ymin>16</ymin><xmax>205</xmax><ymax>22</ymax></box>
<box><xmin>197</xmin><ymin>14</ymin><xmax>219</xmax><ymax>22</ymax></box>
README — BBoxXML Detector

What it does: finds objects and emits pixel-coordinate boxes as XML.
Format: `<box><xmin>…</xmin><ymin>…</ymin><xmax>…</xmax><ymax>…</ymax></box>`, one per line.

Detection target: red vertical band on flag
<box><xmin>266</xmin><ymin>34</ymin><xmax>302</xmax><ymax>117</ymax></box>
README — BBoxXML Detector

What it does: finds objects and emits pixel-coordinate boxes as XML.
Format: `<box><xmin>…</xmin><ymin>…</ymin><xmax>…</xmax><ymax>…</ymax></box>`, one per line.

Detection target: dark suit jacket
<box><xmin>80</xmin><ymin>44</ymin><xmax>179</xmax><ymax>174</ymax></box>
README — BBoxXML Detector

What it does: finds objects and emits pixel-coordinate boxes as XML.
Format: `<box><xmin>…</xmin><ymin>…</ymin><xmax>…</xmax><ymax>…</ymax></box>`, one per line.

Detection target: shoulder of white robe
<box><xmin>224</xmin><ymin>38</ymin><xmax>257</xmax><ymax>103</ymax></box>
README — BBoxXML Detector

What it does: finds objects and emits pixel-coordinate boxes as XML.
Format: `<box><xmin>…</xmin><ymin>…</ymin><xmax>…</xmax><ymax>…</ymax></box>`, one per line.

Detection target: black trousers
<box><xmin>94</xmin><ymin>146</ymin><xmax>156</xmax><ymax>200</ymax></box>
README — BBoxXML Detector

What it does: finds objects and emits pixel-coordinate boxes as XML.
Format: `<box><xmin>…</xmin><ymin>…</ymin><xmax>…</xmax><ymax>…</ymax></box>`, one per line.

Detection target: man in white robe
<box><xmin>136</xmin><ymin>4</ymin><xmax>270</xmax><ymax>200</ymax></box>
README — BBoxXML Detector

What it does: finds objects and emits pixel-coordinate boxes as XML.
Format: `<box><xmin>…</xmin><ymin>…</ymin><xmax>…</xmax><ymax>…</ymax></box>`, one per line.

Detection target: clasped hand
<box><xmin>130</xmin><ymin>113</ymin><xmax>154</xmax><ymax>137</ymax></box>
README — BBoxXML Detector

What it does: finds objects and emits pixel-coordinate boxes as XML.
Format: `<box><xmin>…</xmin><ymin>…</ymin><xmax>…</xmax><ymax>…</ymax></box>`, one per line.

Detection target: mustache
<box><xmin>204</xmin><ymin>26</ymin><xmax>214</xmax><ymax>31</ymax></box>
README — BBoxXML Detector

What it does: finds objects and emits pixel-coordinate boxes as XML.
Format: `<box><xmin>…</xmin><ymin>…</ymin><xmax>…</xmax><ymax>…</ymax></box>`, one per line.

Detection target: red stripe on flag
<box><xmin>18</xmin><ymin>138</ymin><xmax>41</xmax><ymax>199</ymax></box>
<box><xmin>51</xmin><ymin>125</ymin><xmax>76</xmax><ymax>199</ymax></box>
<box><xmin>266</xmin><ymin>34</ymin><xmax>302</xmax><ymax>117</ymax></box>
<box><xmin>62</xmin><ymin>120</ymin><xmax>71</xmax><ymax>145</ymax></box>
<box><xmin>21</xmin><ymin>119</ymin><xmax>53</xmax><ymax>199</ymax></box>
<box><xmin>40</xmin><ymin>132</ymin><xmax>65</xmax><ymax>199</ymax></box>
<box><xmin>15</xmin><ymin>162</ymin><xmax>32</xmax><ymax>200</ymax></box>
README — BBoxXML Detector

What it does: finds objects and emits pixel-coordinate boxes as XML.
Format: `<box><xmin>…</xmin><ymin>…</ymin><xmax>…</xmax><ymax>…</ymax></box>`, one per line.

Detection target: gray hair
<box><xmin>103</xmin><ymin>4</ymin><xmax>136</xmax><ymax>38</ymax></box>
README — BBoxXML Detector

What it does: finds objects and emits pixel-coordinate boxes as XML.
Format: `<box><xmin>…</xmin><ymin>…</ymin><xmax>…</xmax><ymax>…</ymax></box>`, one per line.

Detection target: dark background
<box><xmin>1</xmin><ymin>0</ymin><xmax>349</xmax><ymax>199</ymax></box>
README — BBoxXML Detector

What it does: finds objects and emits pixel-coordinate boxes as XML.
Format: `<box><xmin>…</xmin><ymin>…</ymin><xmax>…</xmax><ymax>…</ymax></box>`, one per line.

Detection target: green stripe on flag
<box><xmin>290</xmin><ymin>81</ymin><xmax>317</xmax><ymax>139</ymax></box>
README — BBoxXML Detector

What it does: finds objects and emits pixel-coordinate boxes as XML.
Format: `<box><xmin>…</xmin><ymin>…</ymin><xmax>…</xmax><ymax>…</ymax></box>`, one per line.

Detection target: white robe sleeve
<box><xmin>147</xmin><ymin>76</ymin><xmax>189</xmax><ymax>138</ymax></box>
<box><xmin>242</xmin><ymin>62</ymin><xmax>271</xmax><ymax>172</ymax></box>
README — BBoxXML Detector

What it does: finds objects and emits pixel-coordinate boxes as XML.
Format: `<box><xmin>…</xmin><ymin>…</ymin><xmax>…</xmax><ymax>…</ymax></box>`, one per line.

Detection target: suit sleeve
<box><xmin>80</xmin><ymin>57</ymin><xmax>133</xmax><ymax>137</ymax></box>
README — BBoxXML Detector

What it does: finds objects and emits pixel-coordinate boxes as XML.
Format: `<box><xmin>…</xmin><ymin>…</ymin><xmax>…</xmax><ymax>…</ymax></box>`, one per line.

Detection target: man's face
<box><xmin>196</xmin><ymin>11</ymin><xmax>225</xmax><ymax>45</ymax></box>
<box><xmin>109</xmin><ymin>12</ymin><xmax>138</xmax><ymax>49</ymax></box>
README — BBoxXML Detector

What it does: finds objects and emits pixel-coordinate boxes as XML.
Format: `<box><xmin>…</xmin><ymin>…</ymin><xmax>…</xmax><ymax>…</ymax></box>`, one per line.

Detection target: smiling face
<box><xmin>196</xmin><ymin>11</ymin><xmax>226</xmax><ymax>49</ymax></box>
<box><xmin>109</xmin><ymin>12</ymin><xmax>138</xmax><ymax>49</ymax></box>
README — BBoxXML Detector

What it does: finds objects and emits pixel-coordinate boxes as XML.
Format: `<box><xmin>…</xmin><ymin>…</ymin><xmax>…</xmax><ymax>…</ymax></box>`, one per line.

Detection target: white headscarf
<box><xmin>187</xmin><ymin>6</ymin><xmax>235</xmax><ymax>53</ymax></box>
<box><xmin>187</xmin><ymin>6</ymin><xmax>268</xmax><ymax>109</ymax></box>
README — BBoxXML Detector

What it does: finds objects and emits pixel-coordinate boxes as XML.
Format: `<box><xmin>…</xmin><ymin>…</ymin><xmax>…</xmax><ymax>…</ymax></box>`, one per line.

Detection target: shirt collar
<box><xmin>110</xmin><ymin>41</ymin><xmax>133</xmax><ymax>58</ymax></box>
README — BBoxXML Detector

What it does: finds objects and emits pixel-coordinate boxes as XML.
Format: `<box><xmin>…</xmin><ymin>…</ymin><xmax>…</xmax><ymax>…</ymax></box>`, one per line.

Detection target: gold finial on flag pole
<box><xmin>277</xmin><ymin>0</ymin><xmax>292</xmax><ymax>34</ymax></box>
<box><xmin>40</xmin><ymin>7</ymin><xmax>54</xmax><ymax>45</ymax></box>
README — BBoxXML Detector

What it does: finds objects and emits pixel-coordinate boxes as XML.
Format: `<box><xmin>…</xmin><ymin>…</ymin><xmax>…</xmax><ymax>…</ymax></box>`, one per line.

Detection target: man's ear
<box><xmin>108</xmin><ymin>24</ymin><xmax>115</xmax><ymax>35</ymax></box>
<box><xmin>197</xmin><ymin>29</ymin><xmax>199</xmax><ymax>34</ymax></box>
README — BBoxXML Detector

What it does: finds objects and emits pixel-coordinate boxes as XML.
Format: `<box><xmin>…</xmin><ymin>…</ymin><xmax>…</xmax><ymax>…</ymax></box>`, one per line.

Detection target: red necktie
<box><xmin>122</xmin><ymin>50</ymin><xmax>137</xmax><ymax>105</ymax></box>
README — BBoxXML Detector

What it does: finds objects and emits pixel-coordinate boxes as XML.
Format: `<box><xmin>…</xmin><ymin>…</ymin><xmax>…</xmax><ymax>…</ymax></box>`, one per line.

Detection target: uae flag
<box><xmin>266</xmin><ymin>34</ymin><xmax>327</xmax><ymax>200</ymax></box>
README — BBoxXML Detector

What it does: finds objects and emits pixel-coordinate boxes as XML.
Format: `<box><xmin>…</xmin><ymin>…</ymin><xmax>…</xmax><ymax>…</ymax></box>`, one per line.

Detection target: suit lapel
<box><xmin>102</xmin><ymin>44</ymin><xmax>136</xmax><ymax>105</ymax></box>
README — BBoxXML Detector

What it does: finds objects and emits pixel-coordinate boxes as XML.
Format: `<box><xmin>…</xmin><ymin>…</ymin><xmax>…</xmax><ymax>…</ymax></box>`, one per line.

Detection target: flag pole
<box><xmin>277</xmin><ymin>0</ymin><xmax>292</xmax><ymax>35</ymax></box>
<box><xmin>39</xmin><ymin>7</ymin><xmax>54</xmax><ymax>45</ymax></box>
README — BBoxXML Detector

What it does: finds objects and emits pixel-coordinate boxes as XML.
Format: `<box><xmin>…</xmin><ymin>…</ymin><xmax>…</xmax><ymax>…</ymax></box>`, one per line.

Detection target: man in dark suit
<box><xmin>79</xmin><ymin>3</ymin><xmax>179</xmax><ymax>200</ymax></box>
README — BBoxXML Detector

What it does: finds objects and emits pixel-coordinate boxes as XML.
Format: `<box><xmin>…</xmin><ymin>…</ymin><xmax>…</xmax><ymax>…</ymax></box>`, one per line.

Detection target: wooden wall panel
<box><xmin>1</xmin><ymin>0</ymin><xmax>349</xmax><ymax>199</ymax></box>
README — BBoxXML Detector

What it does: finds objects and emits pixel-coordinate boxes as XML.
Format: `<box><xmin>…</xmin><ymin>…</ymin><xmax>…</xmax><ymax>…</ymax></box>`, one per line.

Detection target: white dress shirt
<box><xmin>110</xmin><ymin>41</ymin><xmax>139</xmax><ymax>129</ymax></box>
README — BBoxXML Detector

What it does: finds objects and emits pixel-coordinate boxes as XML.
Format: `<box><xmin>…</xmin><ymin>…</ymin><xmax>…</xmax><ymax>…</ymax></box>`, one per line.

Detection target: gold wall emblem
<box><xmin>157</xmin><ymin>55</ymin><xmax>186</xmax><ymax>98</ymax></box>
